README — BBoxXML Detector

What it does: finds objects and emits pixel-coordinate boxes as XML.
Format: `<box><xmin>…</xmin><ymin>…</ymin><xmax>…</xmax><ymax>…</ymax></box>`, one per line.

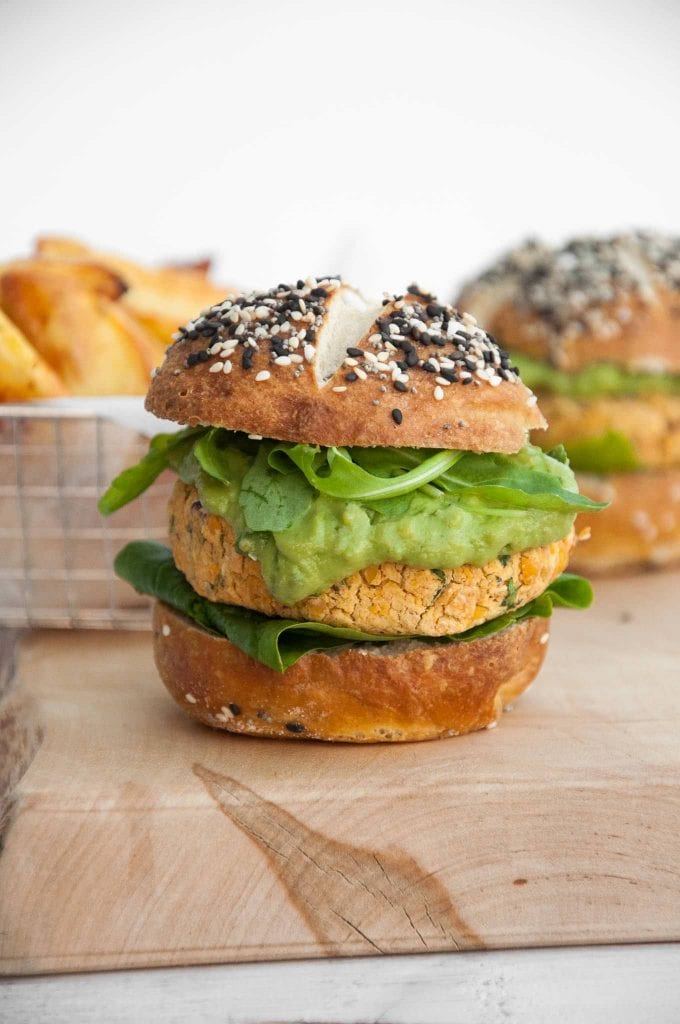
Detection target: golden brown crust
<box><xmin>460</xmin><ymin>288</ymin><xmax>680</xmax><ymax>373</ymax></box>
<box><xmin>145</xmin><ymin>282</ymin><xmax>545</xmax><ymax>453</ymax></box>
<box><xmin>538</xmin><ymin>392</ymin><xmax>680</xmax><ymax>469</ymax></box>
<box><xmin>152</xmin><ymin>602</ymin><xmax>549</xmax><ymax>742</ymax></box>
<box><xmin>570</xmin><ymin>467</ymin><xmax>680</xmax><ymax>573</ymax></box>
<box><xmin>169</xmin><ymin>480</ymin><xmax>574</xmax><ymax>636</ymax></box>
<box><xmin>459</xmin><ymin>231</ymin><xmax>680</xmax><ymax>373</ymax></box>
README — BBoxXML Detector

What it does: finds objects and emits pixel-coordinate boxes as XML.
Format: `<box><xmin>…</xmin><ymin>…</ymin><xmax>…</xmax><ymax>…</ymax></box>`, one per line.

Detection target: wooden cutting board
<box><xmin>1</xmin><ymin>571</ymin><xmax>679</xmax><ymax>975</ymax></box>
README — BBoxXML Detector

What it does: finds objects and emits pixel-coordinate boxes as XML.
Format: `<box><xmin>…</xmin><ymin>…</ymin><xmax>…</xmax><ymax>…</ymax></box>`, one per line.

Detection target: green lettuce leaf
<box><xmin>114</xmin><ymin>541</ymin><xmax>593</xmax><ymax>673</ymax></box>
<box><xmin>433</xmin><ymin>450</ymin><xmax>605</xmax><ymax>511</ymax></box>
<box><xmin>564</xmin><ymin>431</ymin><xmax>640</xmax><ymax>473</ymax></box>
<box><xmin>268</xmin><ymin>443</ymin><xmax>464</xmax><ymax>501</ymax></box>
<box><xmin>514</xmin><ymin>353</ymin><xmax>680</xmax><ymax>398</ymax></box>
<box><xmin>239</xmin><ymin>446</ymin><xmax>315</xmax><ymax>531</ymax></box>
<box><xmin>100</xmin><ymin>427</ymin><xmax>605</xmax><ymax>523</ymax></box>
<box><xmin>98</xmin><ymin>427</ymin><xmax>205</xmax><ymax>515</ymax></box>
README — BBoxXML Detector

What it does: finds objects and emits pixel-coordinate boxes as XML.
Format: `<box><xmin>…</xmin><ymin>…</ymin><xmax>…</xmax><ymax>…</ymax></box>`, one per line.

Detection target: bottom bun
<box><xmin>570</xmin><ymin>467</ymin><xmax>680</xmax><ymax>575</ymax></box>
<box><xmin>152</xmin><ymin>602</ymin><xmax>549</xmax><ymax>742</ymax></box>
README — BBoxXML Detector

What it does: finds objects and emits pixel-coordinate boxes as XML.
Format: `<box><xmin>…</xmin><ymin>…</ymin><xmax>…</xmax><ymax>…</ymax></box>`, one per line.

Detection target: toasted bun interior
<box><xmin>152</xmin><ymin>602</ymin><xmax>549</xmax><ymax>742</ymax></box>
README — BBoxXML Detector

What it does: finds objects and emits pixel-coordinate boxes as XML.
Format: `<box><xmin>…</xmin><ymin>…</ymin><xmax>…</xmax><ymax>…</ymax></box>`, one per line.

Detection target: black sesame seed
<box><xmin>296</xmin><ymin>279</ymin><xmax>304</xmax><ymax>289</ymax></box>
<box><xmin>394</xmin><ymin>381</ymin><xmax>408</xmax><ymax>393</ymax></box>
<box><xmin>406</xmin><ymin>349</ymin><xmax>419</xmax><ymax>366</ymax></box>
<box><xmin>311</xmin><ymin>287</ymin><xmax>327</xmax><ymax>297</ymax></box>
<box><xmin>346</xmin><ymin>347</ymin><xmax>364</xmax><ymax>357</ymax></box>
<box><xmin>422</xmin><ymin>361</ymin><xmax>437</xmax><ymax>373</ymax></box>
<box><xmin>426</xmin><ymin>303</ymin><xmax>444</xmax><ymax>317</ymax></box>
<box><xmin>286</xmin><ymin>721</ymin><xmax>305</xmax><ymax>733</ymax></box>
<box><xmin>229</xmin><ymin>703</ymin><xmax>241</xmax><ymax>716</ymax></box>
<box><xmin>391</xmin><ymin>408</ymin><xmax>403</xmax><ymax>424</ymax></box>
<box><xmin>462</xmin><ymin>377</ymin><xmax>473</xmax><ymax>385</ymax></box>
<box><xmin>440</xmin><ymin>369</ymin><xmax>458</xmax><ymax>382</ymax></box>
<box><xmin>345</xmin><ymin>372</ymin><xmax>358</xmax><ymax>382</ymax></box>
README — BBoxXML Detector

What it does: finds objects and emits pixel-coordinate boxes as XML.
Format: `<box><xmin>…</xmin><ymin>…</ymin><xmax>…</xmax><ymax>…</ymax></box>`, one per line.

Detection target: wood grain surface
<box><xmin>0</xmin><ymin>570</ymin><xmax>679</xmax><ymax>975</ymax></box>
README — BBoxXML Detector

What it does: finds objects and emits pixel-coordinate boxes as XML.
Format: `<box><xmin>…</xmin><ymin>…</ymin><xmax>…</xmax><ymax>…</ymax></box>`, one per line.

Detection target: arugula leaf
<box><xmin>114</xmin><ymin>541</ymin><xmax>593</xmax><ymax>673</ymax></box>
<box><xmin>564</xmin><ymin>431</ymin><xmax>640</xmax><ymax>473</ymax></box>
<box><xmin>239</xmin><ymin>445</ymin><xmax>314</xmax><ymax>532</ymax></box>
<box><xmin>435</xmin><ymin>450</ymin><xmax>605</xmax><ymax>511</ymax></box>
<box><xmin>98</xmin><ymin>427</ymin><xmax>205</xmax><ymax>515</ymax></box>
<box><xmin>269</xmin><ymin>443</ymin><xmax>464</xmax><ymax>501</ymax></box>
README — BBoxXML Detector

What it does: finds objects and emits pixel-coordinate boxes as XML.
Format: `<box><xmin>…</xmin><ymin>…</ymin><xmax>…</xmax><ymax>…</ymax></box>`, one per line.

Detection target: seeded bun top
<box><xmin>145</xmin><ymin>276</ymin><xmax>544</xmax><ymax>452</ymax></box>
<box><xmin>458</xmin><ymin>232</ymin><xmax>680</xmax><ymax>374</ymax></box>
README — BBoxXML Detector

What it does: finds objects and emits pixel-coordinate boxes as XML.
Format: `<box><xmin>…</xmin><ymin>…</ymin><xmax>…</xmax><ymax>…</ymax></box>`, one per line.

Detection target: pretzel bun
<box><xmin>570</xmin><ymin>467</ymin><xmax>680</xmax><ymax>573</ymax></box>
<box><xmin>152</xmin><ymin>602</ymin><xmax>549</xmax><ymax>742</ymax></box>
<box><xmin>458</xmin><ymin>233</ymin><xmax>680</xmax><ymax>372</ymax></box>
<box><xmin>146</xmin><ymin>277</ymin><xmax>544</xmax><ymax>452</ymax></box>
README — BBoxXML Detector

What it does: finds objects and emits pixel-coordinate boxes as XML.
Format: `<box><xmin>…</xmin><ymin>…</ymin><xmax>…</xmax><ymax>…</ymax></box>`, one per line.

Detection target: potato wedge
<box><xmin>0</xmin><ymin>268</ymin><xmax>151</xmax><ymax>395</ymax></box>
<box><xmin>35</xmin><ymin>236</ymin><xmax>231</xmax><ymax>345</ymax></box>
<box><xmin>0</xmin><ymin>307</ymin><xmax>66</xmax><ymax>400</ymax></box>
<box><xmin>4</xmin><ymin>257</ymin><xmax>126</xmax><ymax>305</ymax></box>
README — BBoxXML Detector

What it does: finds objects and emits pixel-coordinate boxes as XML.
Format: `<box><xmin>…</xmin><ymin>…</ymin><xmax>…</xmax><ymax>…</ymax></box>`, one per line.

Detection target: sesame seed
<box><xmin>209</xmin><ymin>361</ymin><xmax>224</xmax><ymax>373</ymax></box>
<box><xmin>248</xmin><ymin>433</ymin><xmax>263</xmax><ymax>440</ymax></box>
<box><xmin>255</xmin><ymin>370</ymin><xmax>271</xmax><ymax>382</ymax></box>
<box><xmin>161</xmin><ymin>624</ymin><xmax>171</xmax><ymax>637</ymax></box>
<box><xmin>433</xmin><ymin>386</ymin><xmax>444</xmax><ymax>401</ymax></box>
<box><xmin>185</xmin><ymin>693</ymin><xmax>197</xmax><ymax>703</ymax></box>
<box><xmin>274</xmin><ymin>356</ymin><xmax>292</xmax><ymax>366</ymax></box>
<box><xmin>332</xmin><ymin>385</ymin><xmax>347</xmax><ymax>393</ymax></box>
<box><xmin>435</xmin><ymin>376</ymin><xmax>451</xmax><ymax>386</ymax></box>
<box><xmin>391</xmin><ymin>408</ymin><xmax>403</xmax><ymax>424</ymax></box>
<box><xmin>304</xmin><ymin>344</ymin><xmax>316</xmax><ymax>362</ymax></box>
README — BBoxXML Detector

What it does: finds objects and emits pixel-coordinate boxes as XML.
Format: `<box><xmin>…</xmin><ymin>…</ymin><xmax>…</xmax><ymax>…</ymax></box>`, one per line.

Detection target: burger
<box><xmin>459</xmin><ymin>231</ymin><xmax>680</xmax><ymax>574</ymax></box>
<box><xmin>100</xmin><ymin>276</ymin><xmax>598</xmax><ymax>742</ymax></box>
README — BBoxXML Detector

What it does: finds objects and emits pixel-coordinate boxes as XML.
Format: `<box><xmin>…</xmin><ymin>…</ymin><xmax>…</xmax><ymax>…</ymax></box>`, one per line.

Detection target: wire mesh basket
<box><xmin>0</xmin><ymin>399</ymin><xmax>174</xmax><ymax>629</ymax></box>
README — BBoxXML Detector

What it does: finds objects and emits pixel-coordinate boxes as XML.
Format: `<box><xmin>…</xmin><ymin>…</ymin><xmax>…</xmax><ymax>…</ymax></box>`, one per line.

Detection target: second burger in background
<box><xmin>102</xmin><ymin>277</ymin><xmax>600</xmax><ymax>742</ymax></box>
<box><xmin>459</xmin><ymin>231</ymin><xmax>680</xmax><ymax>574</ymax></box>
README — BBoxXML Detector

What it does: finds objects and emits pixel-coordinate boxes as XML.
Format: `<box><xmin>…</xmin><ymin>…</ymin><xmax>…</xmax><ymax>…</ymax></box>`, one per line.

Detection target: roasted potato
<box><xmin>0</xmin><ymin>266</ymin><xmax>154</xmax><ymax>395</ymax></box>
<box><xmin>35</xmin><ymin>236</ymin><xmax>231</xmax><ymax>345</ymax></box>
<box><xmin>0</xmin><ymin>307</ymin><xmax>66</xmax><ymax>400</ymax></box>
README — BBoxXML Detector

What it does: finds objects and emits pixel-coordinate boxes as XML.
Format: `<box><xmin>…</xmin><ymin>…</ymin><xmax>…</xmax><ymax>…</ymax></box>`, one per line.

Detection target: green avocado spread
<box><xmin>99</xmin><ymin>427</ymin><xmax>603</xmax><ymax>608</ymax></box>
<box><xmin>514</xmin><ymin>353</ymin><xmax>680</xmax><ymax>399</ymax></box>
<box><xmin>169</xmin><ymin>436</ymin><xmax>584</xmax><ymax>605</ymax></box>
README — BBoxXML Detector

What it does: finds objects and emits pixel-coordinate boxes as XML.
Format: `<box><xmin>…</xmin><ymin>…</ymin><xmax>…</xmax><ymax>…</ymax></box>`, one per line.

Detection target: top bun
<box><xmin>458</xmin><ymin>232</ymin><xmax>680</xmax><ymax>374</ymax></box>
<box><xmin>146</xmin><ymin>277</ymin><xmax>544</xmax><ymax>452</ymax></box>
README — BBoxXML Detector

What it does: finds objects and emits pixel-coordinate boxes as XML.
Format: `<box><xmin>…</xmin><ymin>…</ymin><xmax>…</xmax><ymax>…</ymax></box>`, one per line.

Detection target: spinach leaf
<box><xmin>239</xmin><ymin>445</ymin><xmax>314</xmax><ymax>532</ymax></box>
<box><xmin>564</xmin><ymin>431</ymin><xmax>640</xmax><ymax>473</ymax></box>
<box><xmin>114</xmin><ymin>541</ymin><xmax>593</xmax><ymax>673</ymax></box>
<box><xmin>98</xmin><ymin>427</ymin><xmax>205</xmax><ymax>515</ymax></box>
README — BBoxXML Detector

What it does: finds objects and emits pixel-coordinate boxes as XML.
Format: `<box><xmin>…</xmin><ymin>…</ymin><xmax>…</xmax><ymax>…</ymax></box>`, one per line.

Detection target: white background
<box><xmin>2</xmin><ymin>0</ymin><xmax>679</xmax><ymax>300</ymax></box>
